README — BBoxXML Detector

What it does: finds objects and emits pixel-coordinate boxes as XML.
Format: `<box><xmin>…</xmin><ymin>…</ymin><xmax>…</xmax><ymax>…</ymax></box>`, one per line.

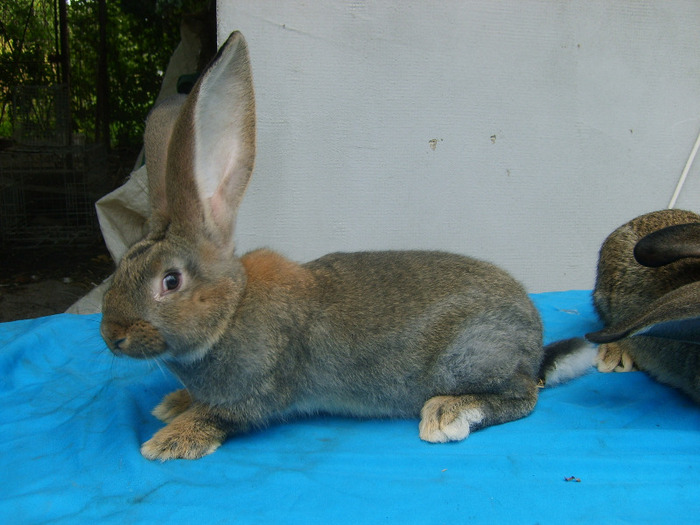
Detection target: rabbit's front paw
<box><xmin>596</xmin><ymin>343</ymin><xmax>636</xmax><ymax>373</ymax></box>
<box><xmin>419</xmin><ymin>395</ymin><xmax>483</xmax><ymax>443</ymax></box>
<box><xmin>152</xmin><ymin>389</ymin><xmax>192</xmax><ymax>423</ymax></box>
<box><xmin>141</xmin><ymin>413</ymin><xmax>225</xmax><ymax>461</ymax></box>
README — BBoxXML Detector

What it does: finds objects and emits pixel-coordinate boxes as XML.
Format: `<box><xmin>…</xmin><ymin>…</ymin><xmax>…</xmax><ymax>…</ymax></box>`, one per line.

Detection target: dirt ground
<box><xmin>0</xmin><ymin>240</ymin><xmax>115</xmax><ymax>323</ymax></box>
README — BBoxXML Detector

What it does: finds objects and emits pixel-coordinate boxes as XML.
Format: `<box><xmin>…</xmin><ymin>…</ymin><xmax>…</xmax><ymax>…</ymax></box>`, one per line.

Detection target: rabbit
<box><xmin>588</xmin><ymin>208</ymin><xmax>700</xmax><ymax>403</ymax></box>
<box><xmin>100</xmin><ymin>31</ymin><xmax>594</xmax><ymax>461</ymax></box>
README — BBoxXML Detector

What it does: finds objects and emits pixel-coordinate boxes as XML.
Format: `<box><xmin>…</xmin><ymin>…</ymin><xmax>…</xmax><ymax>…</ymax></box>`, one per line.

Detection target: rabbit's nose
<box><xmin>100</xmin><ymin>324</ymin><xmax>126</xmax><ymax>355</ymax></box>
<box><xmin>107</xmin><ymin>337</ymin><xmax>127</xmax><ymax>355</ymax></box>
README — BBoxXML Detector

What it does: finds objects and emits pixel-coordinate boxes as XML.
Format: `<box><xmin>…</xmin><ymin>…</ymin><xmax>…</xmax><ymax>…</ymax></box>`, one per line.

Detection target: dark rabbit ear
<box><xmin>587</xmin><ymin>281</ymin><xmax>700</xmax><ymax>344</ymax></box>
<box><xmin>634</xmin><ymin>222</ymin><xmax>700</xmax><ymax>267</ymax></box>
<box><xmin>144</xmin><ymin>94</ymin><xmax>187</xmax><ymax>231</ymax></box>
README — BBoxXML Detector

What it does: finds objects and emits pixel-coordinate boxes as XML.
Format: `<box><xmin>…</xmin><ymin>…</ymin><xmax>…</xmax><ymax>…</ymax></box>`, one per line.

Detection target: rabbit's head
<box><xmin>100</xmin><ymin>32</ymin><xmax>255</xmax><ymax>362</ymax></box>
<box><xmin>589</xmin><ymin>217</ymin><xmax>700</xmax><ymax>345</ymax></box>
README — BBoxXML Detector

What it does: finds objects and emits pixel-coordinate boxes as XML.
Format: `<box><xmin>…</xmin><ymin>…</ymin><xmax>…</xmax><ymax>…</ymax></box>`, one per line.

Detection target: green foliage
<box><xmin>0</xmin><ymin>0</ymin><xmax>207</xmax><ymax>147</ymax></box>
<box><xmin>0</xmin><ymin>0</ymin><xmax>59</xmax><ymax>129</ymax></box>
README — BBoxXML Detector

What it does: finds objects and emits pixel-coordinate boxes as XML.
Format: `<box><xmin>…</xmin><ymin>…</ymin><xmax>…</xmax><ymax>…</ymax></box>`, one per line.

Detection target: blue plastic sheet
<box><xmin>1</xmin><ymin>290</ymin><xmax>699</xmax><ymax>523</ymax></box>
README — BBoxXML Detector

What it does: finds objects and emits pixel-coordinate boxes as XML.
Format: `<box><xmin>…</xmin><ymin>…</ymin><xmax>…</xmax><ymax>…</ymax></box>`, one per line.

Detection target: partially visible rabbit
<box><xmin>100</xmin><ymin>31</ymin><xmax>593</xmax><ymax>461</ymax></box>
<box><xmin>588</xmin><ymin>209</ymin><xmax>700</xmax><ymax>402</ymax></box>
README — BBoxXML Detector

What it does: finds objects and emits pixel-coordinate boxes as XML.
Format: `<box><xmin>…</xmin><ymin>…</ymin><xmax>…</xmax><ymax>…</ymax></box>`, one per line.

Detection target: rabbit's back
<box><xmin>305</xmin><ymin>251</ymin><xmax>534</xmax><ymax>322</ymax></box>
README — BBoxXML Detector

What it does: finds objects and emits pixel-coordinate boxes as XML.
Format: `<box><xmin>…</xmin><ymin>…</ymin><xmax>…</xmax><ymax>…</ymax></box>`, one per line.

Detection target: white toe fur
<box><xmin>419</xmin><ymin>400</ymin><xmax>483</xmax><ymax>443</ymax></box>
<box><xmin>441</xmin><ymin>408</ymin><xmax>482</xmax><ymax>441</ymax></box>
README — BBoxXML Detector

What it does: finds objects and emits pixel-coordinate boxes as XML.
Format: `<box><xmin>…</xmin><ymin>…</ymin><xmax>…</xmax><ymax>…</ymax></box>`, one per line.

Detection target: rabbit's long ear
<box><xmin>587</xmin><ymin>282</ymin><xmax>700</xmax><ymax>344</ymax></box>
<box><xmin>166</xmin><ymin>31</ymin><xmax>255</xmax><ymax>249</ymax></box>
<box><xmin>634</xmin><ymin>223</ymin><xmax>700</xmax><ymax>267</ymax></box>
<box><xmin>144</xmin><ymin>94</ymin><xmax>187</xmax><ymax>232</ymax></box>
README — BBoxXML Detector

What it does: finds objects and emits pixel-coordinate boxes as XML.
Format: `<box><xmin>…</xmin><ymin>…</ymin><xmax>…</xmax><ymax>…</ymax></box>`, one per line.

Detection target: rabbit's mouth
<box><xmin>101</xmin><ymin>319</ymin><xmax>167</xmax><ymax>359</ymax></box>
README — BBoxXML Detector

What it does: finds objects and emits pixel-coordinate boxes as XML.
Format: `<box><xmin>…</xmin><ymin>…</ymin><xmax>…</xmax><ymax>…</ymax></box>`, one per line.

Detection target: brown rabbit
<box><xmin>589</xmin><ymin>208</ymin><xmax>700</xmax><ymax>402</ymax></box>
<box><xmin>100</xmin><ymin>32</ymin><xmax>593</xmax><ymax>461</ymax></box>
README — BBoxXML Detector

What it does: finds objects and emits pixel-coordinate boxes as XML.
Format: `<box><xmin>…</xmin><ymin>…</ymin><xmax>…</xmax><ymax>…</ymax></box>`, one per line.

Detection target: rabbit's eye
<box><xmin>162</xmin><ymin>272</ymin><xmax>182</xmax><ymax>293</ymax></box>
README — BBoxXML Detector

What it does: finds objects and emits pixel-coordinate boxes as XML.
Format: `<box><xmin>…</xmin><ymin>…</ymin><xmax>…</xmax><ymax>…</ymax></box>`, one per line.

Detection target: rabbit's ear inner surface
<box><xmin>634</xmin><ymin>223</ymin><xmax>700</xmax><ymax>268</ymax></box>
<box><xmin>191</xmin><ymin>31</ymin><xmax>255</xmax><ymax>246</ymax></box>
<box><xmin>587</xmin><ymin>281</ymin><xmax>700</xmax><ymax>345</ymax></box>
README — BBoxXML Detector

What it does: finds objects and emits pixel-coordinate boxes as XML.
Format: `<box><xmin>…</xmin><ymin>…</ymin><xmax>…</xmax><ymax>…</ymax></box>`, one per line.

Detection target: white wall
<box><xmin>218</xmin><ymin>1</ymin><xmax>700</xmax><ymax>292</ymax></box>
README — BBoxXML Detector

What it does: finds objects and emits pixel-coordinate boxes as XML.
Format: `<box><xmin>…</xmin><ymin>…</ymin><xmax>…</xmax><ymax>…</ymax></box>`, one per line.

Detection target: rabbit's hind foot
<box><xmin>596</xmin><ymin>343</ymin><xmax>636</xmax><ymax>373</ymax></box>
<box><xmin>418</xmin><ymin>395</ymin><xmax>483</xmax><ymax>443</ymax></box>
<box><xmin>418</xmin><ymin>387</ymin><xmax>538</xmax><ymax>443</ymax></box>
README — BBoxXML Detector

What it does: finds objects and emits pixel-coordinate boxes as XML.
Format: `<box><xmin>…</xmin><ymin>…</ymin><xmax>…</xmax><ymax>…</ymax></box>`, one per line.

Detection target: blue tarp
<box><xmin>1</xmin><ymin>290</ymin><xmax>699</xmax><ymax>523</ymax></box>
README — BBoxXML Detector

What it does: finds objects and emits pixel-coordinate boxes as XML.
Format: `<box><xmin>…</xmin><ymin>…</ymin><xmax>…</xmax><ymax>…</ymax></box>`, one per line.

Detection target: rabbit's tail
<box><xmin>538</xmin><ymin>338</ymin><xmax>597</xmax><ymax>386</ymax></box>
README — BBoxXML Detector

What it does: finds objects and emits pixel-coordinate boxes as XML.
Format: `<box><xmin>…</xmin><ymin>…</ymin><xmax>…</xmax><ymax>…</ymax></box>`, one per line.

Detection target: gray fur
<box><xmin>100</xmin><ymin>31</ymin><xmax>582</xmax><ymax>461</ymax></box>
